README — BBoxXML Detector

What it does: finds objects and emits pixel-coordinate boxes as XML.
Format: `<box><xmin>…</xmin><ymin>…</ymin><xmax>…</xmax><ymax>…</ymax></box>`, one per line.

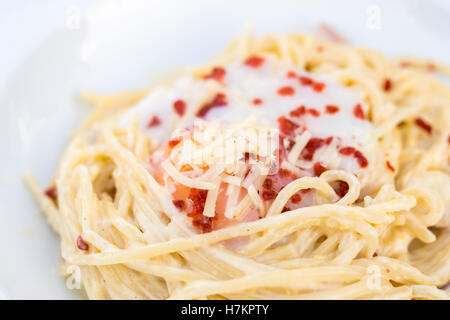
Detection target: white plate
<box><xmin>0</xmin><ymin>0</ymin><xmax>449</xmax><ymax>299</ymax></box>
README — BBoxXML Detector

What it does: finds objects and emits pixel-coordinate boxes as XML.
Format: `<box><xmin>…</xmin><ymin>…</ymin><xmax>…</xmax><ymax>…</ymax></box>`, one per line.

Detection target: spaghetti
<box><xmin>25</xmin><ymin>31</ymin><xmax>450</xmax><ymax>300</ymax></box>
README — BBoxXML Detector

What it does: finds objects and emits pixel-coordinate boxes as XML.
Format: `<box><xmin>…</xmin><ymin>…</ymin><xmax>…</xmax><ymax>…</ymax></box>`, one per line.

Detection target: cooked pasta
<box><xmin>25</xmin><ymin>30</ymin><xmax>450</xmax><ymax>300</ymax></box>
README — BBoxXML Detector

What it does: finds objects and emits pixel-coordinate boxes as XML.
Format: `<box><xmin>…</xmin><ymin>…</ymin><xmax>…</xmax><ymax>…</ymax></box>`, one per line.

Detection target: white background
<box><xmin>0</xmin><ymin>0</ymin><xmax>449</xmax><ymax>299</ymax></box>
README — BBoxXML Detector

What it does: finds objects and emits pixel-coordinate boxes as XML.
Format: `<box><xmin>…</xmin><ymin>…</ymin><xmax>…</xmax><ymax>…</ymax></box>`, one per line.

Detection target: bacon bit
<box><xmin>383</xmin><ymin>78</ymin><xmax>392</xmax><ymax>92</ymax></box>
<box><xmin>299</xmin><ymin>76</ymin><xmax>314</xmax><ymax>86</ymax></box>
<box><xmin>386</xmin><ymin>161</ymin><xmax>395</xmax><ymax>172</ymax></box>
<box><xmin>339</xmin><ymin>146</ymin><xmax>356</xmax><ymax>156</ymax></box>
<box><xmin>277</xmin><ymin>86</ymin><xmax>295</xmax><ymax>96</ymax></box>
<box><xmin>180</xmin><ymin>164</ymin><xmax>193</xmax><ymax>172</ymax></box>
<box><xmin>312</xmin><ymin>82</ymin><xmax>326</xmax><ymax>92</ymax></box>
<box><xmin>372</xmin><ymin>252</ymin><xmax>378</xmax><ymax>257</ymax></box>
<box><xmin>290</xmin><ymin>105</ymin><xmax>307</xmax><ymax>117</ymax></box>
<box><xmin>172</xmin><ymin>199</ymin><xmax>186</xmax><ymax>210</ymax></box>
<box><xmin>244</xmin><ymin>55</ymin><xmax>265</xmax><ymax>68</ymax></box>
<box><xmin>354</xmin><ymin>150</ymin><xmax>368</xmax><ymax>168</ymax></box>
<box><xmin>386</xmin><ymin>268</ymin><xmax>390</xmax><ymax>273</ymax></box>
<box><xmin>334</xmin><ymin>181</ymin><xmax>349</xmax><ymax>198</ymax></box>
<box><xmin>252</xmin><ymin>98</ymin><xmax>263</xmax><ymax>105</ymax></box>
<box><xmin>353</xmin><ymin>104</ymin><xmax>365</xmax><ymax>120</ymax></box>
<box><xmin>286</xmin><ymin>70</ymin><xmax>297</xmax><ymax>78</ymax></box>
<box><xmin>308</xmin><ymin>108</ymin><xmax>320</xmax><ymax>117</ymax></box>
<box><xmin>186</xmin><ymin>189</ymin><xmax>208</xmax><ymax>217</ymax></box>
<box><xmin>325</xmin><ymin>105</ymin><xmax>340</xmax><ymax>114</ymax></box>
<box><xmin>262</xmin><ymin>189</ymin><xmax>277</xmax><ymax>201</ymax></box>
<box><xmin>192</xmin><ymin>215</ymin><xmax>214</xmax><ymax>233</ymax></box>
<box><xmin>196</xmin><ymin>93</ymin><xmax>228</xmax><ymax>118</ymax></box>
<box><xmin>313</xmin><ymin>162</ymin><xmax>327</xmax><ymax>176</ymax></box>
<box><xmin>278</xmin><ymin>116</ymin><xmax>299</xmax><ymax>136</ymax></box>
<box><xmin>147</xmin><ymin>115</ymin><xmax>161</xmax><ymax>128</ymax></box>
<box><xmin>290</xmin><ymin>193</ymin><xmax>302</xmax><ymax>204</ymax></box>
<box><xmin>301</xmin><ymin>138</ymin><xmax>326</xmax><ymax>161</ymax></box>
<box><xmin>415</xmin><ymin>117</ymin><xmax>432</xmax><ymax>134</ymax></box>
<box><xmin>203</xmin><ymin>67</ymin><xmax>226</xmax><ymax>82</ymax></box>
<box><xmin>76</xmin><ymin>235</ymin><xmax>89</xmax><ymax>251</ymax></box>
<box><xmin>168</xmin><ymin>138</ymin><xmax>181</xmax><ymax>148</ymax></box>
<box><xmin>44</xmin><ymin>187</ymin><xmax>57</xmax><ymax>200</ymax></box>
<box><xmin>173</xmin><ymin>99</ymin><xmax>186</xmax><ymax>116</ymax></box>
<box><xmin>325</xmin><ymin>136</ymin><xmax>333</xmax><ymax>145</ymax></box>
<box><xmin>301</xmin><ymin>188</ymin><xmax>311</xmax><ymax>194</ymax></box>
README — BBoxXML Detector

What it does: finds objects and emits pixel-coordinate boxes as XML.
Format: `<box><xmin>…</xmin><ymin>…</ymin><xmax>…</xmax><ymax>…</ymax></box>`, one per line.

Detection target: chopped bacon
<box><xmin>299</xmin><ymin>76</ymin><xmax>314</xmax><ymax>86</ymax></box>
<box><xmin>325</xmin><ymin>136</ymin><xmax>333</xmax><ymax>145</ymax></box>
<box><xmin>312</xmin><ymin>82</ymin><xmax>326</xmax><ymax>92</ymax></box>
<box><xmin>415</xmin><ymin>117</ymin><xmax>432</xmax><ymax>134</ymax></box>
<box><xmin>76</xmin><ymin>235</ymin><xmax>89</xmax><ymax>251</ymax></box>
<box><xmin>262</xmin><ymin>169</ymin><xmax>298</xmax><ymax>202</ymax></box>
<box><xmin>325</xmin><ymin>105</ymin><xmax>340</xmax><ymax>114</ymax></box>
<box><xmin>252</xmin><ymin>98</ymin><xmax>263</xmax><ymax>105</ymax></box>
<box><xmin>147</xmin><ymin>115</ymin><xmax>161</xmax><ymax>128</ymax></box>
<box><xmin>244</xmin><ymin>55</ymin><xmax>265</xmax><ymax>68</ymax></box>
<box><xmin>308</xmin><ymin>108</ymin><xmax>320</xmax><ymax>117</ymax></box>
<box><xmin>44</xmin><ymin>187</ymin><xmax>57</xmax><ymax>200</ymax></box>
<box><xmin>333</xmin><ymin>181</ymin><xmax>349</xmax><ymax>198</ymax></box>
<box><xmin>290</xmin><ymin>105</ymin><xmax>307</xmax><ymax>117</ymax></box>
<box><xmin>286</xmin><ymin>70</ymin><xmax>297</xmax><ymax>78</ymax></box>
<box><xmin>173</xmin><ymin>99</ymin><xmax>186</xmax><ymax>116</ymax></box>
<box><xmin>339</xmin><ymin>146</ymin><xmax>356</xmax><ymax>156</ymax></box>
<box><xmin>383</xmin><ymin>78</ymin><xmax>392</xmax><ymax>92</ymax></box>
<box><xmin>353</xmin><ymin>104</ymin><xmax>365</xmax><ymax>120</ymax></box>
<box><xmin>196</xmin><ymin>93</ymin><xmax>228</xmax><ymax>118</ymax></box>
<box><xmin>386</xmin><ymin>161</ymin><xmax>395</xmax><ymax>172</ymax></box>
<box><xmin>277</xmin><ymin>86</ymin><xmax>295</xmax><ymax>96</ymax></box>
<box><xmin>172</xmin><ymin>199</ymin><xmax>186</xmax><ymax>210</ymax></box>
<box><xmin>186</xmin><ymin>189</ymin><xmax>208</xmax><ymax>217</ymax></box>
<box><xmin>301</xmin><ymin>137</ymin><xmax>326</xmax><ymax>161</ymax></box>
<box><xmin>313</xmin><ymin>162</ymin><xmax>327</xmax><ymax>176</ymax></box>
<box><xmin>373</xmin><ymin>252</ymin><xmax>378</xmax><ymax>257</ymax></box>
<box><xmin>278</xmin><ymin>116</ymin><xmax>299</xmax><ymax>136</ymax></box>
<box><xmin>354</xmin><ymin>150</ymin><xmax>368</xmax><ymax>168</ymax></box>
<box><xmin>290</xmin><ymin>193</ymin><xmax>302</xmax><ymax>204</ymax></box>
<box><xmin>192</xmin><ymin>215</ymin><xmax>214</xmax><ymax>233</ymax></box>
<box><xmin>168</xmin><ymin>138</ymin><xmax>181</xmax><ymax>148</ymax></box>
<box><xmin>203</xmin><ymin>67</ymin><xmax>226</xmax><ymax>82</ymax></box>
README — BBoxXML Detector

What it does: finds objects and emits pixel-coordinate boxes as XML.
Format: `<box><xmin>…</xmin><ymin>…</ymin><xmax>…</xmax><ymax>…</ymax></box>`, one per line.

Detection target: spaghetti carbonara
<box><xmin>25</xmin><ymin>30</ymin><xmax>450</xmax><ymax>300</ymax></box>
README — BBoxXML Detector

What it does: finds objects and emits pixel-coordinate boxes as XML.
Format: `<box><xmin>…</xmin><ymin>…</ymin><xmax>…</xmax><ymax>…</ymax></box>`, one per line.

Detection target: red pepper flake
<box><xmin>286</xmin><ymin>70</ymin><xmax>297</xmax><ymax>78</ymax></box>
<box><xmin>203</xmin><ymin>67</ymin><xmax>226</xmax><ymax>82</ymax></box>
<box><xmin>278</xmin><ymin>116</ymin><xmax>299</xmax><ymax>136</ymax></box>
<box><xmin>299</xmin><ymin>76</ymin><xmax>314</xmax><ymax>86</ymax></box>
<box><xmin>147</xmin><ymin>115</ymin><xmax>161</xmax><ymax>128</ymax></box>
<box><xmin>172</xmin><ymin>199</ymin><xmax>186</xmax><ymax>211</ymax></box>
<box><xmin>252</xmin><ymin>98</ymin><xmax>263</xmax><ymax>105</ymax></box>
<box><xmin>325</xmin><ymin>105</ymin><xmax>340</xmax><ymax>114</ymax></box>
<box><xmin>244</xmin><ymin>55</ymin><xmax>265</xmax><ymax>68</ymax></box>
<box><xmin>168</xmin><ymin>138</ymin><xmax>181</xmax><ymax>148</ymax></box>
<box><xmin>44</xmin><ymin>187</ymin><xmax>57</xmax><ymax>200</ymax></box>
<box><xmin>415</xmin><ymin>117</ymin><xmax>432</xmax><ymax>134</ymax></box>
<box><xmin>76</xmin><ymin>235</ymin><xmax>89</xmax><ymax>251</ymax></box>
<box><xmin>173</xmin><ymin>99</ymin><xmax>186</xmax><ymax>116</ymax></box>
<box><xmin>313</xmin><ymin>162</ymin><xmax>327</xmax><ymax>176</ymax></box>
<box><xmin>386</xmin><ymin>161</ymin><xmax>395</xmax><ymax>172</ymax></box>
<box><xmin>290</xmin><ymin>193</ymin><xmax>302</xmax><ymax>204</ymax></box>
<box><xmin>301</xmin><ymin>138</ymin><xmax>326</xmax><ymax>161</ymax></box>
<box><xmin>353</xmin><ymin>104</ymin><xmax>365</xmax><ymax>120</ymax></box>
<box><xmin>333</xmin><ymin>181</ymin><xmax>349</xmax><ymax>198</ymax></box>
<box><xmin>192</xmin><ymin>214</ymin><xmax>214</xmax><ymax>233</ymax></box>
<box><xmin>383</xmin><ymin>78</ymin><xmax>392</xmax><ymax>92</ymax></box>
<box><xmin>354</xmin><ymin>150</ymin><xmax>368</xmax><ymax>168</ymax></box>
<box><xmin>290</xmin><ymin>105</ymin><xmax>307</xmax><ymax>117</ymax></box>
<box><xmin>312</xmin><ymin>82</ymin><xmax>326</xmax><ymax>92</ymax></box>
<box><xmin>308</xmin><ymin>108</ymin><xmax>320</xmax><ymax>117</ymax></box>
<box><xmin>339</xmin><ymin>146</ymin><xmax>356</xmax><ymax>156</ymax></box>
<box><xmin>196</xmin><ymin>93</ymin><xmax>228</xmax><ymax>118</ymax></box>
<box><xmin>372</xmin><ymin>252</ymin><xmax>378</xmax><ymax>257</ymax></box>
<box><xmin>277</xmin><ymin>86</ymin><xmax>295</xmax><ymax>96</ymax></box>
